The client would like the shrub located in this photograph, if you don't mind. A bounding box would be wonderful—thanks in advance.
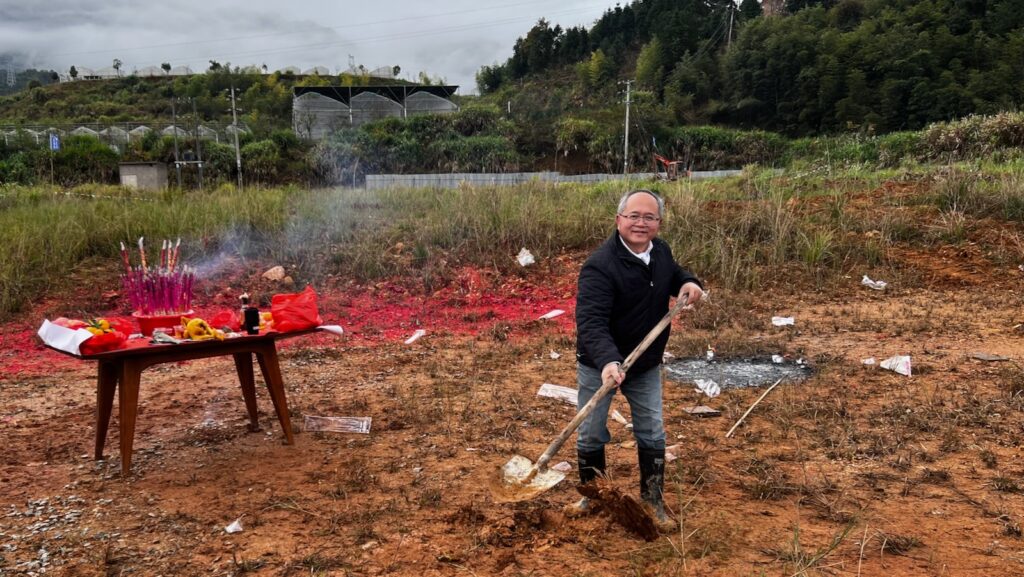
[878,131,922,167]
[240,139,280,184]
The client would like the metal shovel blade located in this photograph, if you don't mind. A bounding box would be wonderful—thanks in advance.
[489,455,566,503]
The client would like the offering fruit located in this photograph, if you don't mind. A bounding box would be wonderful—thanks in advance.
[86,318,113,336]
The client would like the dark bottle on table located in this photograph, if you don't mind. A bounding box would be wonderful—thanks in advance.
[240,293,260,335]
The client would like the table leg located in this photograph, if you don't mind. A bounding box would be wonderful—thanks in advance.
[233,352,261,432]
[95,361,119,460]
[117,359,142,476]
[255,345,294,445]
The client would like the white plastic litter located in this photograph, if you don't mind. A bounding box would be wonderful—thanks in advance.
[772,354,784,364]
[538,309,565,320]
[665,444,679,462]
[771,316,795,326]
[404,329,426,344]
[316,325,345,336]
[225,517,244,534]
[862,357,876,365]
[549,350,561,359]
[880,355,912,376]
[552,461,572,473]
[861,275,888,291]
[706,346,715,361]
[537,383,577,406]
[516,248,535,267]
[694,378,721,399]
[303,415,372,434]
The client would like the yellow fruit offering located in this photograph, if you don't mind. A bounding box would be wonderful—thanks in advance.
[86,319,113,335]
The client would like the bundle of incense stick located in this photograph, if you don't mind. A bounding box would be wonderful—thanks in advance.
[120,238,193,315]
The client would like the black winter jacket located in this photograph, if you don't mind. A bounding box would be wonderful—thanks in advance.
[576,231,702,374]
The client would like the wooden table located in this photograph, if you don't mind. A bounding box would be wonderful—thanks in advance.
[47,330,314,475]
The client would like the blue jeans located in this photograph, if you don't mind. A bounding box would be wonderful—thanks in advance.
[576,363,665,453]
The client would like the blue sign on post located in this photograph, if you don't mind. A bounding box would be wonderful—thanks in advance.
[49,134,60,151]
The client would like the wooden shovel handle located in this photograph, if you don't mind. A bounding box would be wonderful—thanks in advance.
[533,296,691,472]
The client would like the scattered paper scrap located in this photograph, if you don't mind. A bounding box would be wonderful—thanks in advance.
[694,378,721,399]
[683,406,722,418]
[880,355,912,376]
[225,517,244,534]
[970,352,1010,362]
[771,316,795,326]
[772,354,784,364]
[610,409,629,425]
[861,275,888,291]
[316,325,344,336]
[538,309,565,320]
[404,329,426,344]
[549,350,561,359]
[665,444,679,462]
[537,383,578,406]
[303,415,372,434]
[862,357,876,365]
[552,461,572,473]
[516,248,535,267]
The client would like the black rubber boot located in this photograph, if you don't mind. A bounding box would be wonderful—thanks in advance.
[564,448,605,517]
[638,447,676,533]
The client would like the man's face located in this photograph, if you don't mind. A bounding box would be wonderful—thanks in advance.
[616,193,661,253]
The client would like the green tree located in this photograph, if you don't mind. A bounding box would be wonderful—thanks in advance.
[739,0,762,20]
[161,62,171,75]
[635,37,665,91]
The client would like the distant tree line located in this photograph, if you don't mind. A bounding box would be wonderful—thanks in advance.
[478,0,1024,136]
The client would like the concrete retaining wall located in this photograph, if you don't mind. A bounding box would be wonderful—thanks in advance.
[365,170,744,190]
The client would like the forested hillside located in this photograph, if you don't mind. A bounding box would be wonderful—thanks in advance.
[477,0,1024,136]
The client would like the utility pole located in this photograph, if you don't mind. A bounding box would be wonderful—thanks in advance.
[623,79,632,177]
[229,85,243,191]
[170,98,182,188]
[192,98,204,192]
[727,2,735,47]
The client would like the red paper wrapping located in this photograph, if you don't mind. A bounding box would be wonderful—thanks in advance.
[271,286,323,332]
[209,309,242,332]
[80,331,128,355]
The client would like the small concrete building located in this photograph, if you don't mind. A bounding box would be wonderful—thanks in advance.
[119,162,168,191]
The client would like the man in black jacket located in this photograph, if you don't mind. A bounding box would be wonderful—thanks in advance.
[569,189,703,532]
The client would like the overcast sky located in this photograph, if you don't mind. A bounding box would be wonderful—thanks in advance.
[0,0,613,93]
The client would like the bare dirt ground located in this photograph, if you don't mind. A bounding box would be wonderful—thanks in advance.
[4,184,1024,576]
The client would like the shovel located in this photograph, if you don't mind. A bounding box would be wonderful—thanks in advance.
[491,296,693,503]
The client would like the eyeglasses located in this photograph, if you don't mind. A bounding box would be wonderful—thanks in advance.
[618,213,661,223]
